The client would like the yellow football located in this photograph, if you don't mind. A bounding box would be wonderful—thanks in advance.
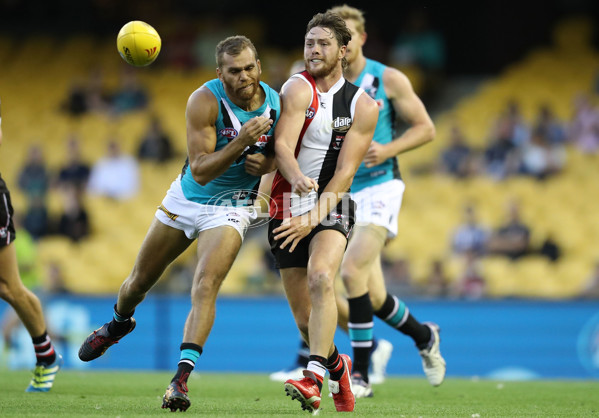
[117,21,161,67]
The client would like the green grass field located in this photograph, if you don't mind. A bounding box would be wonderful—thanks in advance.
[1,370,598,417]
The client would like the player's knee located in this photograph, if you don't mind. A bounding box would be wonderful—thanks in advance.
[340,265,367,296]
[340,264,357,286]
[126,264,162,294]
[191,272,224,301]
[122,273,153,296]
[307,270,334,294]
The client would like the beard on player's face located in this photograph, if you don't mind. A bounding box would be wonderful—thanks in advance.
[305,53,339,78]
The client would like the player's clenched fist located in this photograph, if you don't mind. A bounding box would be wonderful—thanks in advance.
[238,116,272,147]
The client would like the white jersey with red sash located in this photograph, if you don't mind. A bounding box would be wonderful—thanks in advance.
[270,71,364,219]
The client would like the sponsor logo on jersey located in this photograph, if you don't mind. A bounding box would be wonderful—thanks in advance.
[376,98,385,109]
[333,135,344,150]
[306,106,316,119]
[332,117,352,132]
[255,134,270,147]
[219,127,238,139]
[330,210,350,232]
[226,211,241,224]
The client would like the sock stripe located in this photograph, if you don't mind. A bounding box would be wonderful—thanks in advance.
[348,321,374,329]
[180,348,201,363]
[384,295,400,321]
[33,336,51,348]
[348,327,373,342]
[307,360,327,379]
[351,341,373,348]
[178,359,195,368]
[385,295,408,327]
[397,306,410,327]
[37,347,55,357]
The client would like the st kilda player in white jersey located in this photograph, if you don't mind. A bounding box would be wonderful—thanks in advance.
[267,11,379,414]
[270,69,366,244]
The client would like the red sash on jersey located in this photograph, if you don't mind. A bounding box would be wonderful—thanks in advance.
[270,71,319,219]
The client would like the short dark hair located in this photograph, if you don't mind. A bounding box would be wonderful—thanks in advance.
[215,35,259,68]
[306,11,352,48]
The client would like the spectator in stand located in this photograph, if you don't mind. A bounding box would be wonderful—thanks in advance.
[503,100,529,147]
[520,127,566,180]
[137,116,174,163]
[18,144,49,199]
[87,139,139,200]
[56,184,90,243]
[568,93,599,154]
[451,204,489,257]
[438,122,476,178]
[57,135,90,195]
[487,199,531,260]
[111,68,149,115]
[534,104,567,146]
[579,261,599,299]
[44,262,70,295]
[85,69,112,114]
[22,196,50,240]
[454,251,486,299]
[62,79,89,117]
[483,116,520,180]
[422,259,451,298]
[538,234,561,262]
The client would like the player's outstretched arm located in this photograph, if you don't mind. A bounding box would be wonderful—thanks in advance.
[364,68,435,168]
[186,87,272,185]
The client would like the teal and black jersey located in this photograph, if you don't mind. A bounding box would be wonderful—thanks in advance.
[351,59,401,193]
[180,79,280,205]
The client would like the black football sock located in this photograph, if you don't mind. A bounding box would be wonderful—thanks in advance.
[375,293,431,347]
[348,292,373,382]
[326,347,346,382]
[172,343,203,384]
[108,304,134,335]
[32,331,57,365]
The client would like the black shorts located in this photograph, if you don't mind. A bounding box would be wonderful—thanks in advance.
[0,190,16,247]
[268,196,356,269]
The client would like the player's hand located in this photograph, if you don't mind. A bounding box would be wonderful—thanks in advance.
[364,142,389,168]
[291,174,318,195]
[245,153,275,176]
[237,116,273,147]
[273,214,317,252]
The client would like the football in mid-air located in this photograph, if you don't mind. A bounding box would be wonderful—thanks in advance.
[117,21,161,67]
